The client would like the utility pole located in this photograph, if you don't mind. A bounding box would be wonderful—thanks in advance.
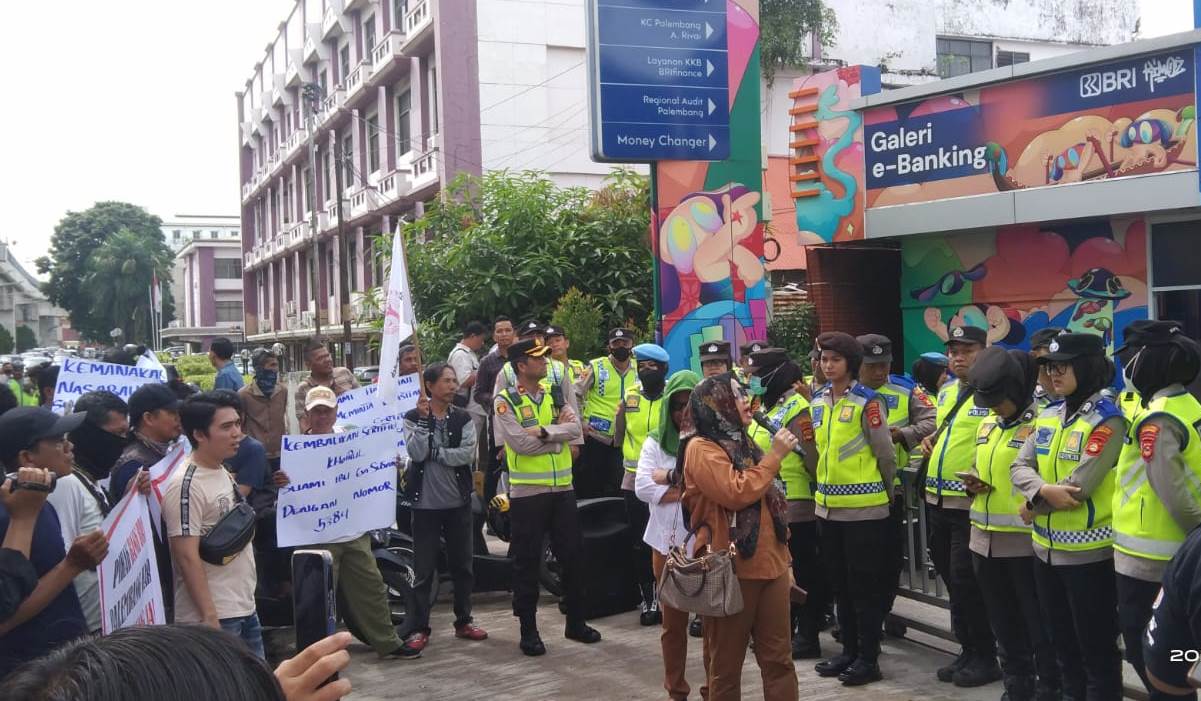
[301,83,324,342]
[334,139,353,365]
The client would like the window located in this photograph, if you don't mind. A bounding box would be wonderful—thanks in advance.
[318,68,328,97]
[364,15,376,57]
[1151,221,1201,341]
[996,50,1030,67]
[209,231,217,239]
[366,111,380,173]
[341,132,354,188]
[393,0,407,28]
[428,65,439,136]
[396,89,411,155]
[348,237,358,289]
[321,150,333,201]
[215,301,244,323]
[303,167,314,212]
[936,38,992,78]
[173,229,181,240]
[215,259,242,279]
[339,44,351,82]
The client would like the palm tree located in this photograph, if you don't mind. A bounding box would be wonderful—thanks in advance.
[83,228,173,344]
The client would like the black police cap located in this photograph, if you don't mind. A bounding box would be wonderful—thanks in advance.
[1040,332,1105,362]
[1029,327,1063,351]
[1115,320,1185,354]
[748,347,789,374]
[946,325,987,346]
[856,333,893,363]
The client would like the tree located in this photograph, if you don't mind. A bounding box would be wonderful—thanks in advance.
[759,0,838,88]
[81,228,175,344]
[0,325,13,354]
[14,326,36,353]
[370,168,652,358]
[36,202,172,342]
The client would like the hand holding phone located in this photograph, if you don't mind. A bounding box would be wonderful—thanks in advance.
[956,471,992,494]
[292,549,337,686]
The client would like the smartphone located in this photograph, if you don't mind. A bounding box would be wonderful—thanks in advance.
[292,549,337,681]
[955,471,989,487]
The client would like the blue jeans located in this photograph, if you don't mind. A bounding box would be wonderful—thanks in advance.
[220,612,265,659]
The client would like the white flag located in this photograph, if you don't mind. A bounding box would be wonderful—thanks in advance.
[136,350,168,378]
[376,223,416,406]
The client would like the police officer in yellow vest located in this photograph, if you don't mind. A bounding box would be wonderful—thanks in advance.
[492,337,600,656]
[545,325,587,386]
[1111,320,1201,701]
[612,343,670,627]
[1011,332,1126,700]
[737,341,765,384]
[855,334,936,639]
[920,324,1001,686]
[493,320,580,438]
[698,340,733,379]
[962,347,1060,701]
[1029,327,1063,411]
[810,332,897,686]
[576,328,638,499]
[745,347,826,660]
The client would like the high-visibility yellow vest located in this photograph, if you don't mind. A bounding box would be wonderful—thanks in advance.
[1030,397,1123,552]
[927,379,990,500]
[812,383,889,510]
[621,387,663,473]
[1113,391,1201,561]
[749,390,814,501]
[1117,389,1143,425]
[498,388,571,488]
[876,375,922,484]
[970,408,1037,534]
[583,356,636,438]
[566,359,586,385]
[9,379,36,407]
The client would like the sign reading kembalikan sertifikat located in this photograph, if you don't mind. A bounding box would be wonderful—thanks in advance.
[587,0,730,161]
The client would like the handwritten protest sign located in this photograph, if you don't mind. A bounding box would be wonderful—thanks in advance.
[335,373,420,432]
[98,490,164,634]
[140,442,189,536]
[52,358,165,415]
[275,420,402,547]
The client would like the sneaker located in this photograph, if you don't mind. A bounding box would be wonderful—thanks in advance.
[390,631,428,660]
[838,658,883,686]
[815,653,856,678]
[937,649,971,683]
[952,654,1002,688]
[565,622,602,644]
[454,622,488,641]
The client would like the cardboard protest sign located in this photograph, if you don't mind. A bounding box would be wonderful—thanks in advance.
[140,442,189,536]
[275,420,401,547]
[52,358,165,414]
[98,491,164,634]
[335,373,420,433]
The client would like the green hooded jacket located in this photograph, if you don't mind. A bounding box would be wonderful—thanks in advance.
[650,370,700,457]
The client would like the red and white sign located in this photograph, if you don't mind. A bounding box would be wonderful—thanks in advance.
[98,490,164,634]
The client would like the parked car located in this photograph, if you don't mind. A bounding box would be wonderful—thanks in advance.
[354,366,380,384]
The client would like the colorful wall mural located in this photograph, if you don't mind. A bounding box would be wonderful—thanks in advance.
[655,0,765,374]
[866,49,1196,208]
[900,217,1149,366]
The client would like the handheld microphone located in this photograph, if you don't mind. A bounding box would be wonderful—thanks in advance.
[752,411,805,458]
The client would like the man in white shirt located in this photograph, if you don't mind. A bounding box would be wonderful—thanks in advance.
[447,322,486,436]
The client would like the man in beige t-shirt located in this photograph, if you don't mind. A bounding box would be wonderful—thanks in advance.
[163,391,261,658]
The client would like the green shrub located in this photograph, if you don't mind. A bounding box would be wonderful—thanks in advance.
[191,374,216,391]
[175,354,212,376]
[550,288,605,361]
[767,303,818,373]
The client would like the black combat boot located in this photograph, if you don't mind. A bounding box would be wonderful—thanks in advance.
[519,616,546,657]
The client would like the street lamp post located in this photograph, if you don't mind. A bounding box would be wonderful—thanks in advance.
[301,83,324,345]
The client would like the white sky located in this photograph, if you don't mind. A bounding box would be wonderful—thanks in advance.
[0,0,1192,275]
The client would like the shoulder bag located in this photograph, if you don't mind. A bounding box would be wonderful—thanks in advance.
[657,518,743,618]
[181,465,257,566]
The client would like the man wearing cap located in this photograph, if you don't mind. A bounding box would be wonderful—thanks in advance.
[0,408,108,676]
[810,332,897,685]
[493,338,598,656]
[495,321,575,408]
[1029,327,1063,410]
[275,387,414,659]
[919,324,1000,686]
[576,328,638,499]
[1111,320,1201,701]
[744,347,825,659]
[545,325,587,386]
[698,340,733,379]
[613,343,670,626]
[855,333,935,639]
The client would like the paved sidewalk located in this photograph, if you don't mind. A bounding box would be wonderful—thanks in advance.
[343,592,1000,700]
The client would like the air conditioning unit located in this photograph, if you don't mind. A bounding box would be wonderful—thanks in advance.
[285,300,296,316]
[300,311,315,328]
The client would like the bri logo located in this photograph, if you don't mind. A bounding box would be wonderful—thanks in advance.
[1079,67,1136,98]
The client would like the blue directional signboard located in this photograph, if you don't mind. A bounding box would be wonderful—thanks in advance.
[587,0,730,162]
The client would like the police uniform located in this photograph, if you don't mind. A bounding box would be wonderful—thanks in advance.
[738,341,766,382]
[1111,320,1201,701]
[543,325,587,387]
[745,347,826,658]
[1010,333,1126,700]
[924,325,999,682]
[576,328,638,499]
[963,347,1059,701]
[810,331,897,685]
[698,340,733,378]
[855,334,936,635]
[492,338,598,655]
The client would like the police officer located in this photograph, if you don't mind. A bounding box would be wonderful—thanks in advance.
[1011,332,1126,700]
[810,332,897,686]
[492,338,600,656]
[1112,320,1201,701]
[920,325,1000,686]
[576,328,638,499]
[698,341,733,379]
[738,341,766,382]
[613,343,670,626]
[962,347,1060,701]
[745,347,825,659]
[545,325,587,386]
[1030,327,1063,410]
[855,334,935,638]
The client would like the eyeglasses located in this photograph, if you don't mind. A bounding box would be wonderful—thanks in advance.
[669,399,689,413]
[1044,361,1071,377]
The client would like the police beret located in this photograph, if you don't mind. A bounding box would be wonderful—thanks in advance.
[856,333,893,364]
[816,332,861,362]
[633,343,669,363]
[748,347,789,374]
[947,325,987,346]
[699,340,732,361]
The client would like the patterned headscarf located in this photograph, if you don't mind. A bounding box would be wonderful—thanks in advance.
[682,374,787,558]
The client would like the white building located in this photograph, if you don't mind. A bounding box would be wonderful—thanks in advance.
[161,214,241,252]
[0,243,70,347]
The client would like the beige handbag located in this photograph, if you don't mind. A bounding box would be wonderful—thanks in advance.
[657,520,743,618]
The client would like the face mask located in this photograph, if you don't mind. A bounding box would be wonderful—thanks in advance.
[638,368,667,396]
[747,376,766,396]
[611,347,632,362]
[72,423,129,480]
[1121,349,1143,394]
[256,369,279,395]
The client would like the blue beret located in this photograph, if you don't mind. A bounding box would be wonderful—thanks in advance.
[919,352,949,366]
[633,343,669,363]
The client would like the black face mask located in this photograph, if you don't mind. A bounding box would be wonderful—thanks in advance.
[638,368,667,397]
[69,422,129,481]
[611,347,632,362]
